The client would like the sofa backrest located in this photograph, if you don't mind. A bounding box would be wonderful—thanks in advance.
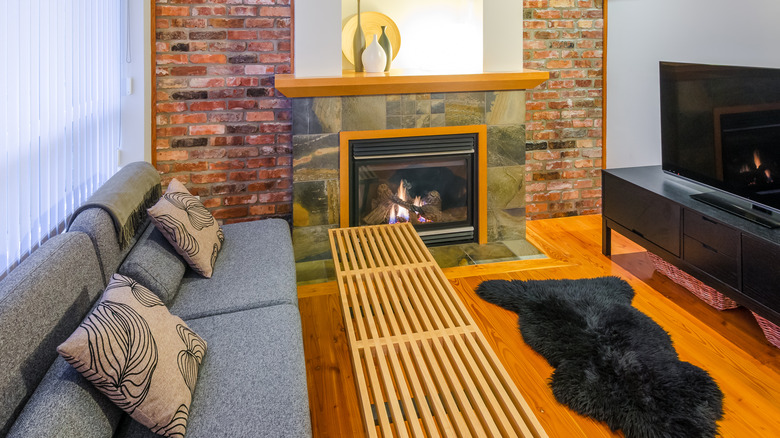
[0,232,105,435]
[68,161,162,286]
[69,208,147,286]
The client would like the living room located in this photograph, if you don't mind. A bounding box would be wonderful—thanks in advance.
[2,0,780,437]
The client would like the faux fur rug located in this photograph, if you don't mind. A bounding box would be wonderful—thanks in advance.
[476,277,723,438]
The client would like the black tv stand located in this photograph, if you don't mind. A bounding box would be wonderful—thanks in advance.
[691,192,780,229]
[602,166,780,327]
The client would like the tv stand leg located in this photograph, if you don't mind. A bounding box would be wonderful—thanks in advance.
[602,218,612,256]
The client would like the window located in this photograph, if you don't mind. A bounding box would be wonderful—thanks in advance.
[1,0,123,278]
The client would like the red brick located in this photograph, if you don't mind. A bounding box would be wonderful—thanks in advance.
[226,147,259,158]
[172,162,209,172]
[229,6,258,16]
[209,18,245,28]
[170,66,207,76]
[157,102,188,113]
[190,54,227,64]
[212,206,248,219]
[227,30,258,40]
[224,195,258,206]
[246,111,274,122]
[210,160,246,170]
[246,18,275,28]
[259,6,290,17]
[202,198,222,209]
[191,173,227,184]
[157,150,188,161]
[157,54,189,65]
[190,101,227,111]
[249,204,275,216]
[188,78,226,88]
[157,126,187,137]
[189,124,225,135]
[171,113,207,125]
[157,6,189,16]
[192,6,226,16]
[209,42,248,52]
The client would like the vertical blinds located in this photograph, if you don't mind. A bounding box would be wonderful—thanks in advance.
[1,0,122,278]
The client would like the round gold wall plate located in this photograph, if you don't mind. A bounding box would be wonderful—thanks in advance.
[342,12,401,66]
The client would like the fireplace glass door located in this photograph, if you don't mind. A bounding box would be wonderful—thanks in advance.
[349,134,477,245]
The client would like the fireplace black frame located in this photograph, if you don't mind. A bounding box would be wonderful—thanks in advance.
[348,133,479,246]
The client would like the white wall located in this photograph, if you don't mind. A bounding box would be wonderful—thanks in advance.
[295,0,343,77]
[120,0,152,166]
[606,0,780,168]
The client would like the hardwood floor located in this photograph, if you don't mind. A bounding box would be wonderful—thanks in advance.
[298,215,780,437]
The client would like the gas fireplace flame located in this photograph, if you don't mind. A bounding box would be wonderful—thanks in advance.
[387,179,430,225]
[740,149,775,184]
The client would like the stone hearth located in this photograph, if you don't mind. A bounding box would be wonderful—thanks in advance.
[291,90,529,270]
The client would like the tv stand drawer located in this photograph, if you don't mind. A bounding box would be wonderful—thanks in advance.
[683,209,739,258]
[683,236,738,288]
[603,173,680,256]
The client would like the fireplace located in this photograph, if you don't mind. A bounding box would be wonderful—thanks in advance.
[348,133,478,245]
[291,92,528,266]
[340,125,487,246]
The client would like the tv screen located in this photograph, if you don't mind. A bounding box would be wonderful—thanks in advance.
[660,61,780,215]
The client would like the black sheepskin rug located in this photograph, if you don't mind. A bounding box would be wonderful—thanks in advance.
[476,277,723,438]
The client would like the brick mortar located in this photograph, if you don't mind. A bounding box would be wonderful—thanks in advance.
[523,0,604,219]
[154,0,293,224]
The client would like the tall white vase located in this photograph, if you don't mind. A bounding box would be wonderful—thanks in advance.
[361,35,387,73]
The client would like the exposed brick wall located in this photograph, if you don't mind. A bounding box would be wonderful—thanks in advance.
[153,1,604,223]
[523,0,604,219]
[154,1,293,223]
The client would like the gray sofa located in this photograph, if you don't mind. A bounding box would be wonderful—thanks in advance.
[0,163,311,437]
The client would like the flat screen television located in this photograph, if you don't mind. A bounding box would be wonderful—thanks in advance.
[660,61,780,227]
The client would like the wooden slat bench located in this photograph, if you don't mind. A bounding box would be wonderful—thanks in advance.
[328,223,548,438]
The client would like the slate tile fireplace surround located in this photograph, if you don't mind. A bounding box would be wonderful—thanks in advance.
[291,90,529,266]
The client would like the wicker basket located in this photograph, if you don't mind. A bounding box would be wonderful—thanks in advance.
[647,252,740,311]
[752,312,780,349]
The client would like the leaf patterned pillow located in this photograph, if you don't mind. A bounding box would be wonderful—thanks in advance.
[148,179,224,278]
[58,274,207,437]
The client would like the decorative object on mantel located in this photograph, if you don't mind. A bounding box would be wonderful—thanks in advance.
[351,0,365,72]
[477,277,724,438]
[361,34,387,73]
[378,25,392,72]
[342,11,400,69]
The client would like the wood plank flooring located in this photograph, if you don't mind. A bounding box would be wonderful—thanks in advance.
[298,215,780,437]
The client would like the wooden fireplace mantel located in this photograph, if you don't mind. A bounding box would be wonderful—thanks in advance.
[275,69,549,98]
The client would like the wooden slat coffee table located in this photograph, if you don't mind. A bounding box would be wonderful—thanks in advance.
[328,223,548,438]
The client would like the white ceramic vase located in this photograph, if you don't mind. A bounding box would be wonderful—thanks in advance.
[361,35,387,73]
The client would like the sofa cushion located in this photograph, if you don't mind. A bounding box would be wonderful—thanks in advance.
[58,274,207,437]
[168,219,297,320]
[6,356,123,438]
[118,223,187,305]
[115,304,311,438]
[148,179,224,278]
[0,232,105,436]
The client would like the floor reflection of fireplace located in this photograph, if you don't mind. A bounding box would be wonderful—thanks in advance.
[347,132,481,246]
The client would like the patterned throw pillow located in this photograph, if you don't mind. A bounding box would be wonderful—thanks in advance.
[148,179,224,278]
[58,274,207,437]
